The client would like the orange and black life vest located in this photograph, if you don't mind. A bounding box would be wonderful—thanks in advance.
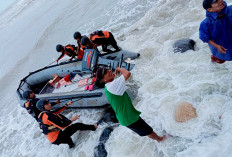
[38,106,72,143]
[38,111,60,135]
[89,30,110,42]
[24,98,40,120]
[57,45,77,61]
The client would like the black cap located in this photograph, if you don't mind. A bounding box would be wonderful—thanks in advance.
[203,0,216,10]
[36,99,49,111]
[81,35,90,46]
[73,32,81,39]
[96,68,107,81]
[56,44,64,52]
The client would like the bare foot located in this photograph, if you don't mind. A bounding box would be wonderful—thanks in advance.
[158,135,167,142]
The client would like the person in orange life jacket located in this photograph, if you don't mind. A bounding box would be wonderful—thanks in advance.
[89,30,121,53]
[81,31,121,53]
[56,44,84,62]
[80,35,97,50]
[23,90,60,121]
[73,31,84,50]
[36,99,98,148]
[96,67,166,142]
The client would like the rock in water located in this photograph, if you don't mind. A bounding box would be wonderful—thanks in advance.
[175,102,197,122]
[173,38,195,53]
[94,127,114,157]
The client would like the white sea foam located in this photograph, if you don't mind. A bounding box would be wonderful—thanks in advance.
[1,0,232,156]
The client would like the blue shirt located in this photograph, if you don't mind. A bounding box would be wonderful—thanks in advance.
[199,2,232,61]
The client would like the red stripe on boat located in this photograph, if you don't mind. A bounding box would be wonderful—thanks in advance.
[87,51,92,68]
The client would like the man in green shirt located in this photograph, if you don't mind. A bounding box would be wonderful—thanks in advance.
[96,67,165,142]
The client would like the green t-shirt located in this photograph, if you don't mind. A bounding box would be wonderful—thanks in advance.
[104,75,141,126]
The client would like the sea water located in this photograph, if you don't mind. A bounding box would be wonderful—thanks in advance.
[0,0,232,156]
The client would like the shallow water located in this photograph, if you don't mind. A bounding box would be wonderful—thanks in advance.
[1,0,232,156]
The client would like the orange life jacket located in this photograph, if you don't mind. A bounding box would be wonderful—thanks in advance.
[89,31,110,42]
[39,106,71,143]
[77,49,84,59]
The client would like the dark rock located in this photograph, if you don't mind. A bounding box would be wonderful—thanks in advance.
[173,38,196,53]
[97,106,118,125]
[94,127,114,157]
[94,107,119,157]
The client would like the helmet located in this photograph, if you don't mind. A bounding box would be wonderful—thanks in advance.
[56,44,64,52]
[81,35,90,46]
[36,99,49,111]
[22,90,32,99]
[73,32,81,39]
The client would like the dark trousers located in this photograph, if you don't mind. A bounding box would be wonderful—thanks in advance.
[53,123,96,148]
[102,32,120,52]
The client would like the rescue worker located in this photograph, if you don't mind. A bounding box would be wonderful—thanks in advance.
[36,99,98,148]
[23,90,60,121]
[22,90,40,121]
[73,31,83,49]
[81,30,121,53]
[80,35,96,50]
[56,44,84,62]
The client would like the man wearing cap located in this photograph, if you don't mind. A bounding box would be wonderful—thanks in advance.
[22,90,60,121]
[199,0,232,63]
[96,67,165,142]
[36,99,98,148]
[22,90,41,121]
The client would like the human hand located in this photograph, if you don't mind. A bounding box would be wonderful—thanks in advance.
[115,67,122,75]
[71,115,80,122]
[67,101,73,106]
[216,45,227,54]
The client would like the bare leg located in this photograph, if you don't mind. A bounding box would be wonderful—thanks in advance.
[148,131,166,142]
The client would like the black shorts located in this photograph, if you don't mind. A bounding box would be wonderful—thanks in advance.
[127,117,153,136]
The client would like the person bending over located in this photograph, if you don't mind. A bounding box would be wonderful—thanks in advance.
[81,30,121,53]
[96,67,165,142]
[56,44,84,62]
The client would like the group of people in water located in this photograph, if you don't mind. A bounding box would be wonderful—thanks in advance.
[21,0,232,150]
[55,30,121,62]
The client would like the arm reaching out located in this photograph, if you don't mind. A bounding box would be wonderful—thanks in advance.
[71,115,80,122]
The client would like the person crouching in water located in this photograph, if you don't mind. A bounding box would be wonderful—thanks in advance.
[96,67,165,142]
[36,99,98,148]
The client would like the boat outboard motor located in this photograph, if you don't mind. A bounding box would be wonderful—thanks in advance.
[82,49,100,71]
[173,38,195,53]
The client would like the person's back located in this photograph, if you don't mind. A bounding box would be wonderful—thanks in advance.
[88,30,120,53]
[199,0,232,63]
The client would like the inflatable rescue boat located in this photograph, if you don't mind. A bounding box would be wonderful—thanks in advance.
[16,49,140,108]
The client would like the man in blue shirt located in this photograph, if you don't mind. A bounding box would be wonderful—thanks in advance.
[199,0,232,63]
